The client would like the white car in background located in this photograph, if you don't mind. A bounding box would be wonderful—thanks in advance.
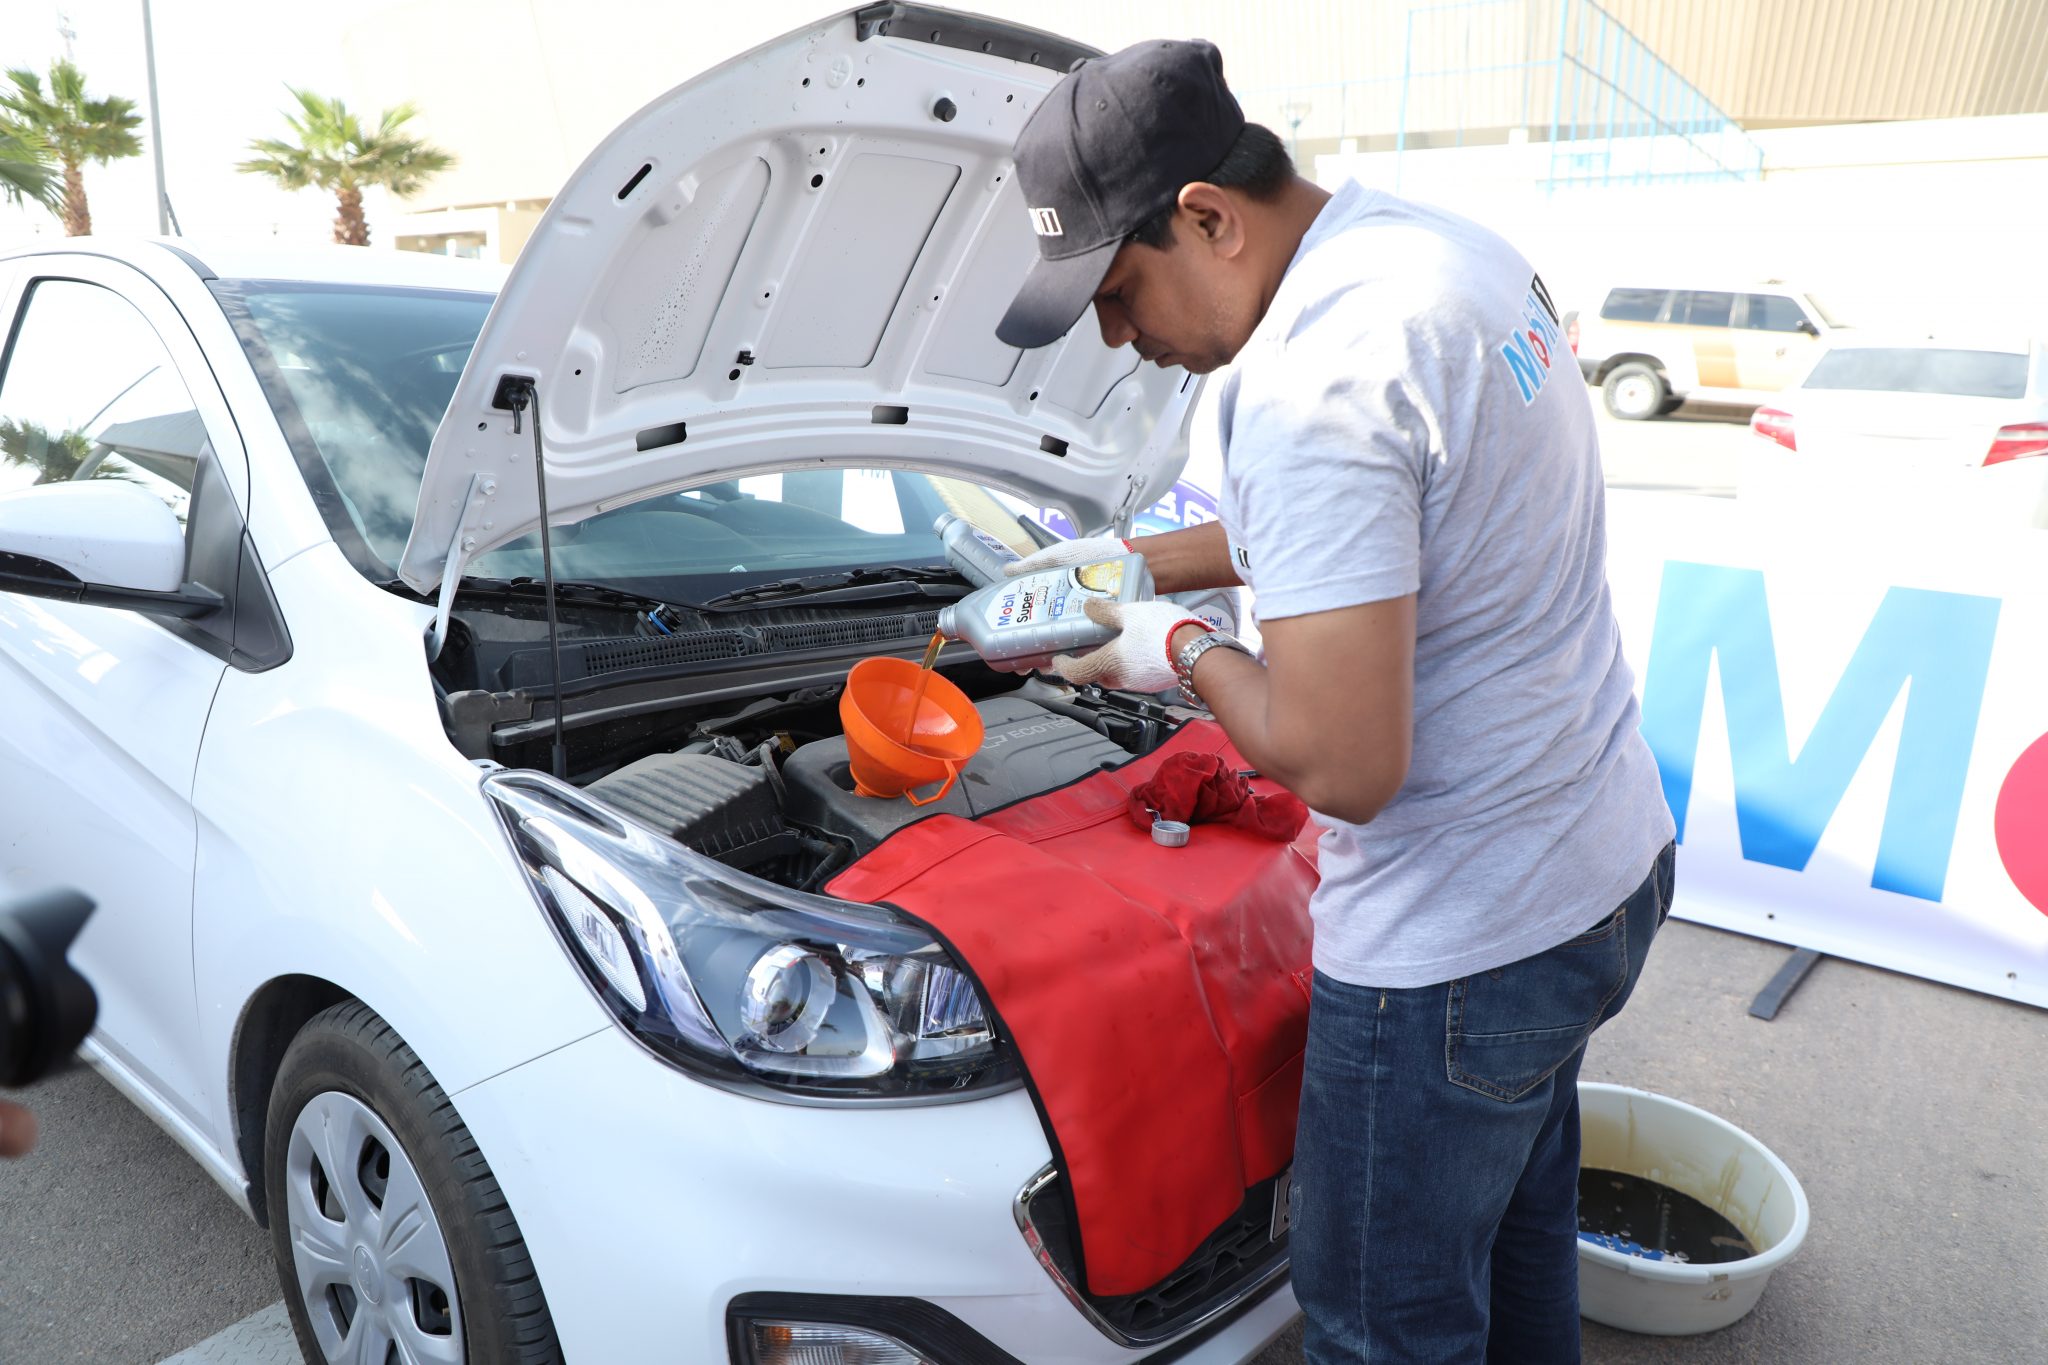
[1748,335,2048,466]
[0,8,1304,1364]
[1745,335,2048,528]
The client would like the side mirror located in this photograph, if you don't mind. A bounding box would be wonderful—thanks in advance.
[0,480,221,618]
[1794,319,1820,338]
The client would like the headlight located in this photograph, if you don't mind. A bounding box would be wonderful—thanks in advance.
[484,769,1015,1101]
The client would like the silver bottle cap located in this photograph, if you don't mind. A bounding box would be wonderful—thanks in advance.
[1151,819,1191,847]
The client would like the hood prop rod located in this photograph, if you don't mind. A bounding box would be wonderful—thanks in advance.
[497,375,569,780]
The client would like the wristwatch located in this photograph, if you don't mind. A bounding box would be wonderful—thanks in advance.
[1173,628,1251,709]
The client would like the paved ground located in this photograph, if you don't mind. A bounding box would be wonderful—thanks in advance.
[0,1062,277,1362]
[1592,397,1755,497]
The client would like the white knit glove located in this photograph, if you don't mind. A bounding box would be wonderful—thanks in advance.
[1002,534,1132,578]
[1050,598,1208,693]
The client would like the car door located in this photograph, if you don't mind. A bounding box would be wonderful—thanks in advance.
[1585,287,1670,369]
[1679,289,1740,390]
[1732,292,1823,393]
[0,258,253,1127]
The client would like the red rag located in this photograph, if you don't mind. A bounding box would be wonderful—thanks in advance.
[1127,751,1309,842]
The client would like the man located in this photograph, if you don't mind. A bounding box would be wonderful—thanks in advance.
[992,39,1677,1364]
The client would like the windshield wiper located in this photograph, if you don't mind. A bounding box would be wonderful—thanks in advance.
[377,574,684,617]
[694,565,970,612]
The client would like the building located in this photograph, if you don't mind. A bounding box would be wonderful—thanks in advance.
[390,198,550,263]
[353,0,2048,328]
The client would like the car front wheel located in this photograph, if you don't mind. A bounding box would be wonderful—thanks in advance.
[265,1002,563,1364]
[1602,361,1668,420]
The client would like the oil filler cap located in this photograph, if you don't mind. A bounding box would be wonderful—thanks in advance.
[1151,819,1190,848]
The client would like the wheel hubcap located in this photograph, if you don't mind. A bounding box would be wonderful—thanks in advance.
[351,1246,382,1305]
[1617,375,1655,415]
[284,1091,464,1365]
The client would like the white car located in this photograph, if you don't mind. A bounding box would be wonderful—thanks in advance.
[0,10,1305,1364]
[1748,334,2048,466]
[1740,335,2048,529]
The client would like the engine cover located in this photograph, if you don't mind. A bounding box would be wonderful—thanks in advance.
[783,695,1126,853]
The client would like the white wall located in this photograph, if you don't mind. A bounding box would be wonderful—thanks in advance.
[1317,113,2048,334]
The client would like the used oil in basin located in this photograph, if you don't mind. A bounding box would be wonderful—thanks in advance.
[1577,1082,1809,1335]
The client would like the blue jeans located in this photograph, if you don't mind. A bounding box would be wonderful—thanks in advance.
[1291,844,1675,1364]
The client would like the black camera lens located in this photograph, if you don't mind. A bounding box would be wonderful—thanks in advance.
[0,890,99,1088]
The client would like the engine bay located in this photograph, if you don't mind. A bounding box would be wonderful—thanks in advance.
[428,580,1191,890]
[538,672,1179,893]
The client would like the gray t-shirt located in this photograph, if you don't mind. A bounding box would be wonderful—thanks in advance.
[1196,181,1674,988]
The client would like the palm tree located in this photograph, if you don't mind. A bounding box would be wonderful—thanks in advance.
[238,90,454,247]
[0,120,58,212]
[0,60,143,236]
[0,418,94,484]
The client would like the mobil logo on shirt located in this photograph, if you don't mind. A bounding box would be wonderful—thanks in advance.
[1638,561,2046,915]
[1499,274,1563,406]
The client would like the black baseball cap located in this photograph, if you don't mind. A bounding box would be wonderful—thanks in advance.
[995,39,1245,350]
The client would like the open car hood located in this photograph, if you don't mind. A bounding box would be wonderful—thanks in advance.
[396,4,1200,600]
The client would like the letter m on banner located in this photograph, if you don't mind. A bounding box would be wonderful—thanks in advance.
[1640,563,2001,902]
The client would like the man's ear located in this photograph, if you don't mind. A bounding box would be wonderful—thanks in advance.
[1175,182,1245,259]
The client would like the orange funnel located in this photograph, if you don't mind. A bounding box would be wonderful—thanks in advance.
[840,657,985,806]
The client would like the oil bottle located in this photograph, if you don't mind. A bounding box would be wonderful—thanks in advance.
[934,513,1023,586]
[935,512,1242,636]
[936,552,1156,674]
[932,512,1247,676]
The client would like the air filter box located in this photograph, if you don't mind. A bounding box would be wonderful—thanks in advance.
[588,751,780,861]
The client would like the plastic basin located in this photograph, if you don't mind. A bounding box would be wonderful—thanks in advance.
[1577,1082,1810,1336]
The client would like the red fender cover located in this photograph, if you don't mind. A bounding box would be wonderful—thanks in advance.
[827,721,1318,1296]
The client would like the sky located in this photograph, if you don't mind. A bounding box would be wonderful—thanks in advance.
[0,1,1274,252]
[0,1,393,247]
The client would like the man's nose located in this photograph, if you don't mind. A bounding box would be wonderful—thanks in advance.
[1093,300,1137,350]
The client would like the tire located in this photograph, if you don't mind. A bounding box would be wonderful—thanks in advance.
[1602,361,1668,421]
[265,1001,563,1365]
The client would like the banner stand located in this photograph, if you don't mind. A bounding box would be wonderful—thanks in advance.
[1746,947,1826,1021]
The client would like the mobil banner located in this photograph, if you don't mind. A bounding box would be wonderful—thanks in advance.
[1605,488,2048,1008]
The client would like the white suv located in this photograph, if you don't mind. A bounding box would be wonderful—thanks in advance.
[0,9,1305,1363]
[1573,283,1844,419]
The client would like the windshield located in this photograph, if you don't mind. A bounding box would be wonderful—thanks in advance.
[1802,347,2029,399]
[1801,293,1848,330]
[214,280,1038,598]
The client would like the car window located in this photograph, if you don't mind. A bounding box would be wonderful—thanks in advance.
[1682,291,1735,328]
[467,465,962,590]
[1801,348,2029,399]
[1600,288,1667,322]
[0,279,207,532]
[1803,293,1848,329]
[1743,294,1810,333]
[217,282,491,568]
[214,280,1044,597]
